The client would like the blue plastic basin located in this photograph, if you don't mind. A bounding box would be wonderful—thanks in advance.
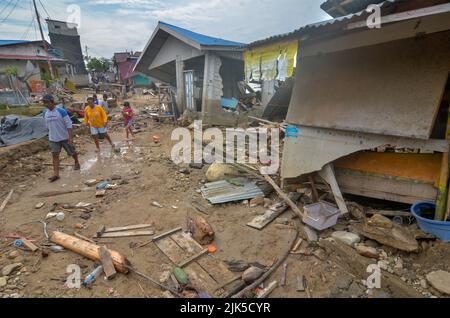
[411,202,450,242]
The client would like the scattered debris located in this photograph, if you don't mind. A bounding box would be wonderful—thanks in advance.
[187,215,215,245]
[99,246,117,280]
[0,189,14,213]
[35,202,45,209]
[256,281,278,298]
[242,266,265,284]
[331,231,361,247]
[201,178,266,204]
[152,201,163,208]
[426,270,450,295]
[355,244,379,259]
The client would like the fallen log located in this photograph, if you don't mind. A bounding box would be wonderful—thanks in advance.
[49,231,131,273]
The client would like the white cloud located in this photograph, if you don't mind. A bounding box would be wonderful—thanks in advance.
[1,0,330,57]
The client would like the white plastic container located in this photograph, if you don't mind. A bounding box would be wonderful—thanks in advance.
[303,202,341,231]
[56,212,65,222]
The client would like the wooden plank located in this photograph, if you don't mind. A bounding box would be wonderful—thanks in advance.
[96,225,106,238]
[100,230,154,238]
[183,261,219,295]
[280,263,287,287]
[152,227,182,242]
[74,232,96,244]
[247,206,288,230]
[20,237,38,252]
[178,249,208,268]
[197,256,236,286]
[319,164,348,214]
[99,246,117,280]
[155,237,186,265]
[105,224,153,233]
[0,190,14,213]
[35,190,81,198]
[171,231,204,255]
[256,281,278,298]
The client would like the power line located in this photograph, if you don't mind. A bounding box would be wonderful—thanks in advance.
[38,0,51,19]
[0,0,13,18]
[20,15,35,40]
[0,0,19,25]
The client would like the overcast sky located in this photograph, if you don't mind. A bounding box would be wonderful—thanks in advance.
[0,0,331,57]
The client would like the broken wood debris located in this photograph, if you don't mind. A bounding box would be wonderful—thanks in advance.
[0,190,14,213]
[36,190,82,198]
[99,245,117,280]
[49,231,131,273]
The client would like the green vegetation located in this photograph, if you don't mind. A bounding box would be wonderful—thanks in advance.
[87,57,112,72]
[0,66,18,76]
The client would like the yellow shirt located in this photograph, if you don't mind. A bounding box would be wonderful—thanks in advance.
[84,105,107,128]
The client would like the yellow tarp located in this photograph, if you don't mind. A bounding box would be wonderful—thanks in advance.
[244,40,298,82]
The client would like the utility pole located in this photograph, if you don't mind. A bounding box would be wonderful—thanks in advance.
[85,45,89,61]
[33,0,54,79]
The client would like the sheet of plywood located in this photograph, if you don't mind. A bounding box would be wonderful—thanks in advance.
[170,231,203,256]
[183,262,219,295]
[287,31,450,139]
[155,237,186,265]
[197,256,236,286]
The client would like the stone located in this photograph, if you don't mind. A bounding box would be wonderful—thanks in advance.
[84,179,98,187]
[0,277,6,288]
[9,293,20,298]
[378,260,389,271]
[364,239,380,248]
[367,214,393,229]
[313,248,327,261]
[7,251,19,259]
[206,163,240,182]
[35,202,45,209]
[1,263,23,277]
[33,289,43,296]
[355,244,379,259]
[420,279,428,289]
[242,267,265,284]
[331,231,360,246]
[426,270,450,295]
[249,197,265,207]
[335,273,353,290]
[347,281,365,298]
[368,289,391,298]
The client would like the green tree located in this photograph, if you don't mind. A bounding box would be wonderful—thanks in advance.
[87,57,111,72]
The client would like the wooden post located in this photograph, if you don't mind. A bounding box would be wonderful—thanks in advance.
[318,164,349,214]
[176,56,185,114]
[436,103,450,221]
[50,231,130,273]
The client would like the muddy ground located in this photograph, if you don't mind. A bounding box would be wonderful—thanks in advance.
[1,103,450,299]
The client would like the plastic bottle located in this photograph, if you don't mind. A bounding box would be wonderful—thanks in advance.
[82,265,103,287]
[96,181,110,190]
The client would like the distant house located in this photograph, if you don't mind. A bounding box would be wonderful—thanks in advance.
[46,19,89,86]
[134,21,246,125]
[113,51,141,84]
[0,40,76,84]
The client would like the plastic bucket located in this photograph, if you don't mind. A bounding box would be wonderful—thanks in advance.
[303,202,341,231]
[411,202,450,242]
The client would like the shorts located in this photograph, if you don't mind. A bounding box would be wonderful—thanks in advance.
[49,140,77,156]
[125,120,134,127]
[90,127,107,139]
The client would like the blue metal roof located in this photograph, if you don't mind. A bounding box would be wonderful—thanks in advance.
[0,40,32,47]
[159,21,245,47]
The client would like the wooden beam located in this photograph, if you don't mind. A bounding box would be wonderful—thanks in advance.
[99,246,117,280]
[0,190,14,213]
[50,231,131,274]
[99,230,154,238]
[104,224,153,233]
[318,164,349,214]
[178,249,208,268]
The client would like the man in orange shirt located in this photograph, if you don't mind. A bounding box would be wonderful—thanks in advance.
[84,97,115,152]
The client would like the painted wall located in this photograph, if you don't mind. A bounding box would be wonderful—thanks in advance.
[244,39,298,82]
[150,36,203,70]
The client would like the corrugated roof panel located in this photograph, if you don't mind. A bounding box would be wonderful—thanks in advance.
[160,21,245,47]
[0,40,32,47]
[201,178,265,204]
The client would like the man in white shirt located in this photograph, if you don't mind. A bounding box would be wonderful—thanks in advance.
[42,94,81,182]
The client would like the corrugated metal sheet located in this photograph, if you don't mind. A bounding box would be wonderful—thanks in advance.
[321,0,386,18]
[159,21,245,47]
[201,178,265,204]
[0,40,32,47]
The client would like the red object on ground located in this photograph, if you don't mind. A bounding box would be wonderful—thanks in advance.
[207,245,217,254]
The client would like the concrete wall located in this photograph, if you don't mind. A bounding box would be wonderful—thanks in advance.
[150,36,203,70]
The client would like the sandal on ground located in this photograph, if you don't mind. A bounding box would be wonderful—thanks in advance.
[48,176,60,183]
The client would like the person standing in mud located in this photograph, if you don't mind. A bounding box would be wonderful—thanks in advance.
[122,101,135,140]
[84,97,115,152]
[42,94,80,183]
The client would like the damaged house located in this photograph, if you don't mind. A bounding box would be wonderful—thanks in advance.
[134,21,246,126]
[277,0,450,219]
[244,35,298,122]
